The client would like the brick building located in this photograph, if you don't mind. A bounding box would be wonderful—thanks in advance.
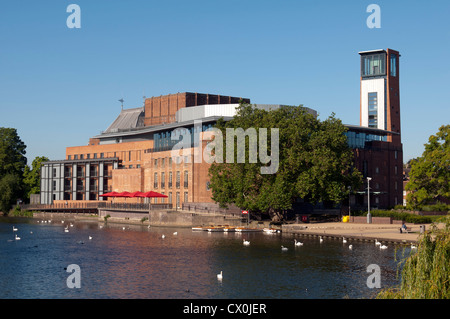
[40,49,403,211]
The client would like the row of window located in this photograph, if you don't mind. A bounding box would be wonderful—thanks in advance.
[153,171,189,189]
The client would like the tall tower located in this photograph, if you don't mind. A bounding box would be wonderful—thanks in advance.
[359,49,401,145]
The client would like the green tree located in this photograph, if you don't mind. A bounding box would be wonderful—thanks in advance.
[406,125,449,209]
[0,173,23,215]
[0,127,27,214]
[377,216,450,299]
[23,156,49,199]
[208,103,362,220]
[0,127,27,178]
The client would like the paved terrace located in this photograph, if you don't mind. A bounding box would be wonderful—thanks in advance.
[282,222,433,244]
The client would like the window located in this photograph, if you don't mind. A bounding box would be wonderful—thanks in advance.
[390,54,397,77]
[176,192,180,208]
[168,192,172,204]
[161,172,165,189]
[368,92,378,128]
[53,180,57,191]
[169,171,173,188]
[176,171,180,189]
[184,192,188,203]
[53,168,57,178]
[184,171,188,188]
[361,53,386,77]
[154,173,158,188]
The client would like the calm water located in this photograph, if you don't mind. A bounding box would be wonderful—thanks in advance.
[0,217,410,299]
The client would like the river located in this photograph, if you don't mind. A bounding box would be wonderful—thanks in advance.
[0,217,409,299]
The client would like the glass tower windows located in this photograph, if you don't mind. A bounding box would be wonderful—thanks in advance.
[361,53,386,77]
[390,54,397,77]
[368,92,378,128]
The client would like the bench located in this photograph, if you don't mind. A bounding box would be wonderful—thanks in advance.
[400,227,412,234]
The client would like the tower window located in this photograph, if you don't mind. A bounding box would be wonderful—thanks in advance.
[361,53,386,77]
[368,92,378,128]
[390,54,397,77]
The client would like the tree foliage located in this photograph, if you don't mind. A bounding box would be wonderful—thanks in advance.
[377,216,450,299]
[23,156,49,198]
[406,125,449,209]
[0,127,27,214]
[208,103,362,220]
[0,127,27,177]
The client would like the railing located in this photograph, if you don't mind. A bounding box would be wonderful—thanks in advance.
[22,201,173,212]
[98,202,172,211]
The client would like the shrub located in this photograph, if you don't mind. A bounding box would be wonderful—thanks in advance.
[377,216,450,299]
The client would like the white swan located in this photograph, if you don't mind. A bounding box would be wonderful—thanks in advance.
[64,226,69,233]
[12,226,18,232]
[243,239,250,246]
[15,234,21,240]
[411,244,417,249]
[380,244,388,249]
[161,234,165,239]
[349,245,353,250]
[294,239,303,246]
[217,271,223,280]
[173,232,178,235]
[88,236,92,240]
[375,239,381,246]
[281,245,288,251]
[343,237,347,243]
[319,236,323,243]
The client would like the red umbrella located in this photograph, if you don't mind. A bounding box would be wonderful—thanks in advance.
[99,191,120,197]
[140,191,168,198]
[129,191,145,197]
[118,191,132,197]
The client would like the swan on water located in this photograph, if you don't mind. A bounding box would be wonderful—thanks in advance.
[349,245,353,250]
[343,237,347,243]
[294,239,303,246]
[89,236,92,240]
[217,271,223,280]
[281,245,288,251]
[162,234,166,239]
[13,226,18,232]
[375,239,381,246]
[411,244,417,249]
[243,239,250,246]
[380,245,388,249]
[319,236,323,243]
[15,234,21,240]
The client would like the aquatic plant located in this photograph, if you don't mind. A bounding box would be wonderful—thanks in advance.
[377,216,450,299]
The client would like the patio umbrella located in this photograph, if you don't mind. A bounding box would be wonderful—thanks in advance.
[99,191,120,197]
[140,191,168,198]
[129,191,145,197]
[118,191,132,197]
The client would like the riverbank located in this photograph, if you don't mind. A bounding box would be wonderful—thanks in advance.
[282,221,435,244]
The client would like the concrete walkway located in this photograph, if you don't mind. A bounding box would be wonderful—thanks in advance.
[283,222,431,244]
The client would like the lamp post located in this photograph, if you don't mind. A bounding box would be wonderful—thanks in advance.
[348,186,352,219]
[367,177,372,224]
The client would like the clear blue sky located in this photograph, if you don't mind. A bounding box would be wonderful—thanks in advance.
[1,0,449,164]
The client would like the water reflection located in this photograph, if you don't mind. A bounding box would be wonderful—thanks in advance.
[0,218,408,299]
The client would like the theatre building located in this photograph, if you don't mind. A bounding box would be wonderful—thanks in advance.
[40,49,403,211]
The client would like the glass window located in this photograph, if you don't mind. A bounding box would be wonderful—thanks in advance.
[390,54,397,77]
[361,53,386,77]
[368,92,378,128]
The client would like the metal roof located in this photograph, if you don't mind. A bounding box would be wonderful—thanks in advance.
[103,107,144,133]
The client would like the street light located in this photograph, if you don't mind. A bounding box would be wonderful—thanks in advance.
[367,177,372,224]
[347,186,352,219]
